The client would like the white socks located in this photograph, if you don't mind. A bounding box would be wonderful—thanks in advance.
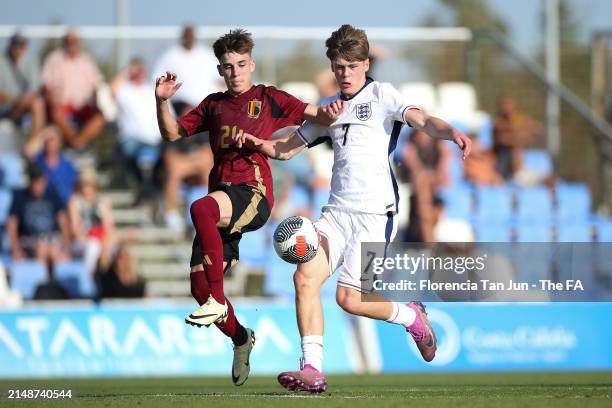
[386,302,417,328]
[301,335,323,372]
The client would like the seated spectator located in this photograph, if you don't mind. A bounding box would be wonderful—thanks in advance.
[6,165,70,275]
[162,135,212,232]
[0,32,46,136]
[464,136,504,186]
[23,125,78,205]
[110,58,161,197]
[68,167,116,276]
[96,242,145,298]
[41,30,105,150]
[403,129,451,242]
[493,96,543,179]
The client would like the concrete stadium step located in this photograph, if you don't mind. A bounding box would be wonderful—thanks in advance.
[129,243,192,261]
[117,226,185,243]
[139,262,186,279]
[104,190,137,208]
[146,280,190,297]
[113,207,153,226]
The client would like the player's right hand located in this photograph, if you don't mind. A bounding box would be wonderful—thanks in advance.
[155,71,182,101]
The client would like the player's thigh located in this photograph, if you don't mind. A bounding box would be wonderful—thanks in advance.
[337,212,397,291]
[313,208,349,275]
[218,185,270,236]
[207,190,233,229]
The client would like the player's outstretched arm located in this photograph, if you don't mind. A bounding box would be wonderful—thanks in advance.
[155,71,186,142]
[405,108,472,160]
[303,100,345,126]
[239,132,306,161]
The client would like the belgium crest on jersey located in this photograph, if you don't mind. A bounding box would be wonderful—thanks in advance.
[247,99,262,119]
[356,102,371,121]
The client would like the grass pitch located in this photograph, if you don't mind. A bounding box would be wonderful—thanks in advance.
[1,372,611,407]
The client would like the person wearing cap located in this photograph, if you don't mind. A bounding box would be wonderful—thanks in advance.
[6,164,70,271]
[0,32,46,136]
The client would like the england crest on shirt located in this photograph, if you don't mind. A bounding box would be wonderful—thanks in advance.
[356,102,371,121]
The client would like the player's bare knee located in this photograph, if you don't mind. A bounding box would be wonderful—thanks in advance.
[293,266,323,294]
[336,287,361,314]
[293,269,313,293]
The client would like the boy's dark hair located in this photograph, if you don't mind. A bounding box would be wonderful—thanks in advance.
[325,24,369,62]
[213,29,254,60]
[27,164,45,181]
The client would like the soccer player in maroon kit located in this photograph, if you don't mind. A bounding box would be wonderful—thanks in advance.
[155,29,339,386]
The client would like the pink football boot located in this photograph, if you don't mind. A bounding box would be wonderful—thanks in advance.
[277,358,327,393]
[406,301,437,362]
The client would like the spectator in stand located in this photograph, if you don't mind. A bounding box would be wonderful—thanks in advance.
[23,125,78,205]
[153,25,217,231]
[493,96,543,179]
[0,32,46,136]
[68,167,116,276]
[41,30,105,150]
[110,58,161,196]
[403,129,451,242]
[152,25,221,115]
[96,242,145,298]
[464,136,504,186]
[6,164,70,273]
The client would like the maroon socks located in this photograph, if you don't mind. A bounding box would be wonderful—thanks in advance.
[190,196,225,304]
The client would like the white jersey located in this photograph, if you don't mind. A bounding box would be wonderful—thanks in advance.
[297,79,417,215]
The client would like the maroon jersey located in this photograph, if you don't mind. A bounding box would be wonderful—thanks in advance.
[177,85,308,208]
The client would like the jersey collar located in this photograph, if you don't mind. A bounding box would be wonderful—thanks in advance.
[226,84,256,99]
[340,76,374,101]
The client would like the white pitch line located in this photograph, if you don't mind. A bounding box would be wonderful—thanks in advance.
[147,393,378,399]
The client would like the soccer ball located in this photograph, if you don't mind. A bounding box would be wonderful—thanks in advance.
[273,216,319,264]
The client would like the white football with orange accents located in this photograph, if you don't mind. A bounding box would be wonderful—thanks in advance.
[273,216,319,264]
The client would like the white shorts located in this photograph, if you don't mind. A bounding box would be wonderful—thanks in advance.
[314,206,398,292]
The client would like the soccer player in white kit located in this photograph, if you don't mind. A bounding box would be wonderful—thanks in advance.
[241,24,471,393]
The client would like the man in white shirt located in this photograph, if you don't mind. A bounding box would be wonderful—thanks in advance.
[152,25,218,230]
[110,58,161,194]
[241,24,471,393]
[152,25,220,116]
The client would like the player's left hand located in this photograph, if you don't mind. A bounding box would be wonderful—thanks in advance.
[453,131,472,160]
